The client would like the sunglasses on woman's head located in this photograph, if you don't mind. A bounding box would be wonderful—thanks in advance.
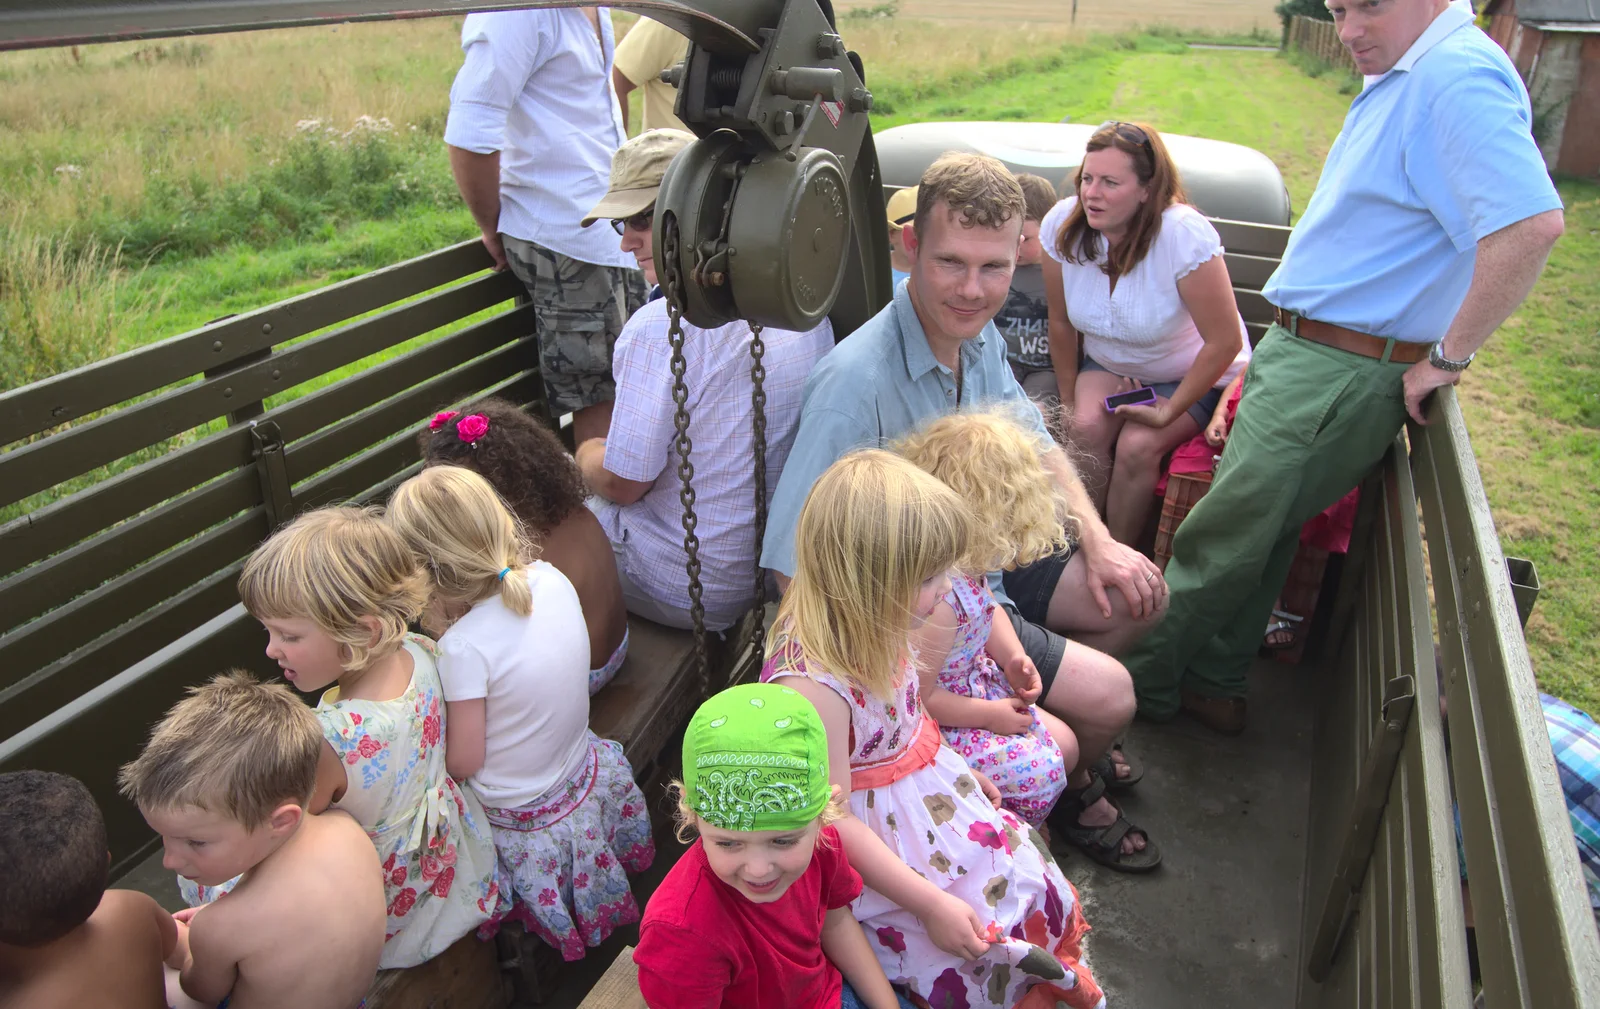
[610,208,655,236]
[1098,121,1154,157]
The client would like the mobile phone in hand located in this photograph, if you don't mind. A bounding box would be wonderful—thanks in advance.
[1104,386,1157,411]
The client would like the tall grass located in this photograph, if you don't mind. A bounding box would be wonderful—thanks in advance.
[0,17,1096,263]
[1280,43,1362,94]
[0,23,466,264]
[0,227,157,392]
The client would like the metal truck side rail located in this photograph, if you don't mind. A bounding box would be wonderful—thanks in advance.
[0,1,773,55]
[1300,387,1600,1008]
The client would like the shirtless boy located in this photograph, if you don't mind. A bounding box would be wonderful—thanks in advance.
[118,671,386,1009]
[0,770,176,1009]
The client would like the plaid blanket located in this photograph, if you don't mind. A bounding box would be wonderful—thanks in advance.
[1543,693,1600,913]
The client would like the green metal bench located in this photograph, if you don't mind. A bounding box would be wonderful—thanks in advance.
[0,238,756,1008]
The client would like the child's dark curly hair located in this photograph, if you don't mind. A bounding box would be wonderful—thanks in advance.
[0,771,108,946]
[417,398,587,531]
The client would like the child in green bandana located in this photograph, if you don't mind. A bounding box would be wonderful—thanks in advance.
[633,683,914,1009]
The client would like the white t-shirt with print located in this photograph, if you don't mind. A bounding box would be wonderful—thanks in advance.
[1042,196,1250,386]
[437,561,591,809]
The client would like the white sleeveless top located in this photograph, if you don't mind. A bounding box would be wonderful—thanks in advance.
[1042,196,1250,386]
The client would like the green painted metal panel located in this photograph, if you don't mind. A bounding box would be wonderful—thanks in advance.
[0,241,501,445]
[0,273,519,509]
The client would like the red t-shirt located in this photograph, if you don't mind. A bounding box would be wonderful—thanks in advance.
[633,826,863,1009]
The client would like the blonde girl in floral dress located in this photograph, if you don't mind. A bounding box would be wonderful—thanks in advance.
[388,463,653,962]
[218,505,504,969]
[761,450,1105,1009]
[895,412,1079,828]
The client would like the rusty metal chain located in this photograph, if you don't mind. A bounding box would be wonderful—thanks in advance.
[746,321,769,661]
[659,213,709,694]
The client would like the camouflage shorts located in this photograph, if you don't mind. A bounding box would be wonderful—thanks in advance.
[501,235,649,414]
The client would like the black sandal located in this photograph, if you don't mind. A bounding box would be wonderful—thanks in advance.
[1046,773,1162,874]
[1089,743,1143,792]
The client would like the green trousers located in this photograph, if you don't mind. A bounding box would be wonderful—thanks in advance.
[1123,324,1413,719]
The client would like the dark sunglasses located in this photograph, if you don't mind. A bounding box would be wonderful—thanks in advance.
[1099,120,1155,157]
[610,207,655,236]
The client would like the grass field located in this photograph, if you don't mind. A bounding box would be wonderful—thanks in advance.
[1458,181,1600,713]
[872,38,1349,213]
[0,14,1096,389]
[0,14,1102,265]
[2,14,1596,709]
[836,0,1284,35]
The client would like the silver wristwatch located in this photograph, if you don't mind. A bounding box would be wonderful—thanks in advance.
[1428,341,1475,373]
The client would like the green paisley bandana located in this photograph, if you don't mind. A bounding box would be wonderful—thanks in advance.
[682,682,830,833]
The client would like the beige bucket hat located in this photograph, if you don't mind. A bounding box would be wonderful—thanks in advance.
[581,128,696,228]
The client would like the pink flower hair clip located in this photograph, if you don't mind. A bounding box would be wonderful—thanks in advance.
[456,414,490,447]
[429,410,460,431]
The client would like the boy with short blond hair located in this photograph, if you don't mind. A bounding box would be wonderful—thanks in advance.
[119,671,385,1009]
[0,770,176,1009]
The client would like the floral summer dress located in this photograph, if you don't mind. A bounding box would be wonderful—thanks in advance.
[762,634,1105,1009]
[317,636,505,968]
[179,636,504,969]
[485,731,654,960]
[935,575,1067,827]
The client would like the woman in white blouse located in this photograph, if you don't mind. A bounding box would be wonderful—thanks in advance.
[1042,121,1252,545]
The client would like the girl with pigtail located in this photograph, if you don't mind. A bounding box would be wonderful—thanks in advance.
[419,402,629,694]
[387,465,654,962]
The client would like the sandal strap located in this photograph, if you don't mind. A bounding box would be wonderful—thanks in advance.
[1067,770,1107,810]
[1086,817,1132,855]
[1089,754,1113,784]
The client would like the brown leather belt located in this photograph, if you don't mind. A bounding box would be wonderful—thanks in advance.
[1273,308,1429,364]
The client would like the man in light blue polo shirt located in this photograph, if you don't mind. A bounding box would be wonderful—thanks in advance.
[762,153,1165,870]
[1122,0,1565,733]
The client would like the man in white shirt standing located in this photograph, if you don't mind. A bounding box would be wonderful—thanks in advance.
[445,7,648,445]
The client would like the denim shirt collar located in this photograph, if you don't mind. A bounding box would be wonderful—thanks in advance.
[891,279,989,382]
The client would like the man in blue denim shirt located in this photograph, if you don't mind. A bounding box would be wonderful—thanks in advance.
[762,153,1165,869]
[1121,0,1565,733]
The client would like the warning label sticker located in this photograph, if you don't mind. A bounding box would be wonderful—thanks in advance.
[820,100,843,127]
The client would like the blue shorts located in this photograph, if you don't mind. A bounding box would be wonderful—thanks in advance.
[1080,353,1223,429]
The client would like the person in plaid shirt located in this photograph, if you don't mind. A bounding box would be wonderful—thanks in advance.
[1541,693,1600,921]
[1458,689,1600,990]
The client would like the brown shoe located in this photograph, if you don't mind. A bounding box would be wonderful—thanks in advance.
[1180,690,1247,735]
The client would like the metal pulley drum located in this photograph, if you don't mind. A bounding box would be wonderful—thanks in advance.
[653,134,854,334]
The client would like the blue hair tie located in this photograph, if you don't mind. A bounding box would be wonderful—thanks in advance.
[498,566,511,581]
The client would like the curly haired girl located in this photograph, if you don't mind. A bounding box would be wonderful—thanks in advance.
[894,412,1078,829]
[420,399,628,693]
